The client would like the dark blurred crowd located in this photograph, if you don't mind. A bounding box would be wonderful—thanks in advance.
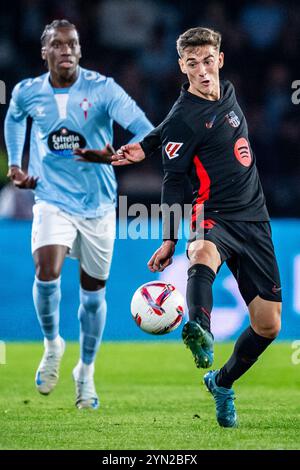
[0,0,299,217]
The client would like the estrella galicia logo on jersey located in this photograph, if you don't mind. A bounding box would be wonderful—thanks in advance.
[225,111,240,128]
[165,142,183,159]
[80,98,92,120]
[48,128,87,156]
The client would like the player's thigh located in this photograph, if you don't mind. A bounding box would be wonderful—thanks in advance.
[32,202,77,278]
[187,217,236,273]
[32,202,77,254]
[235,222,282,307]
[77,210,116,281]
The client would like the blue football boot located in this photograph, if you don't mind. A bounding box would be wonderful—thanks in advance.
[204,370,237,428]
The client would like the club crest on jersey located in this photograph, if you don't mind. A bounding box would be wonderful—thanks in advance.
[225,111,240,128]
[80,98,92,120]
[165,142,183,159]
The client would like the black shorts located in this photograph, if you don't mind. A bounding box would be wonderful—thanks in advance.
[188,218,282,305]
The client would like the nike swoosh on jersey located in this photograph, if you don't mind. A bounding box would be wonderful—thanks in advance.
[205,115,217,129]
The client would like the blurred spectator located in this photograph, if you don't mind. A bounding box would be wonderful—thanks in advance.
[240,0,287,49]
[19,0,44,44]
[96,0,160,50]
[264,64,291,136]
[0,183,34,220]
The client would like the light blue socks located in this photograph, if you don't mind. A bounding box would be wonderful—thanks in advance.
[33,279,106,370]
[78,287,107,366]
[33,276,61,340]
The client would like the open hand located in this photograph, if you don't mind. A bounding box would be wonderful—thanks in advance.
[74,144,115,163]
[111,143,145,166]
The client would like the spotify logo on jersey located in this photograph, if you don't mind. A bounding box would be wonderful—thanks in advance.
[234,137,252,167]
[48,128,86,156]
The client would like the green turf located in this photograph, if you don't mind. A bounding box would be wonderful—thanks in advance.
[0,341,300,450]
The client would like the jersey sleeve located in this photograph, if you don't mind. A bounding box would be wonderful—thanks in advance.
[161,118,196,173]
[140,122,163,156]
[161,170,185,242]
[105,78,153,143]
[4,82,28,167]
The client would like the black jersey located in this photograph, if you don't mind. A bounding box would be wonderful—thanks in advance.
[141,80,269,239]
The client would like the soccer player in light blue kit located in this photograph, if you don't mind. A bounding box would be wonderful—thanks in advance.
[4,19,153,409]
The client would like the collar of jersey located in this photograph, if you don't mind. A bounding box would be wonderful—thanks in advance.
[181,81,225,104]
[44,66,82,94]
[53,87,70,94]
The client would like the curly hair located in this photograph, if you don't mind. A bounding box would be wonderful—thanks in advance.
[41,19,77,46]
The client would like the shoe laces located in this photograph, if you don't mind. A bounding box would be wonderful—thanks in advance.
[40,350,62,378]
[75,376,97,401]
[214,388,235,416]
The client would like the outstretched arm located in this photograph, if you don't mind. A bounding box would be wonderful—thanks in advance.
[111,142,146,166]
[76,123,163,166]
[111,123,164,166]
[74,144,115,163]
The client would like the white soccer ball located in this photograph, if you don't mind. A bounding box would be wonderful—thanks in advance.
[130,281,184,335]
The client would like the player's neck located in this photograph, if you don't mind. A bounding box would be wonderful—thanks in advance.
[188,83,220,101]
[49,68,79,88]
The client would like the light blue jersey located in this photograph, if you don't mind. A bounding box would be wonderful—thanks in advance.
[5,67,153,217]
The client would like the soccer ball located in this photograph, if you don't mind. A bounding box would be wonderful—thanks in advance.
[130,281,184,335]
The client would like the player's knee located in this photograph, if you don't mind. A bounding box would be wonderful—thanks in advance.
[188,241,221,272]
[189,250,219,272]
[35,264,61,281]
[80,290,105,315]
[255,313,281,339]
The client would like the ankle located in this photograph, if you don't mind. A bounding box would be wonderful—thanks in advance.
[44,335,62,351]
[75,360,95,380]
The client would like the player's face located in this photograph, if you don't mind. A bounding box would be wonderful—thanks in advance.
[41,27,81,82]
[179,45,224,101]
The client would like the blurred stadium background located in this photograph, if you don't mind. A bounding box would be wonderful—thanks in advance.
[0,0,299,342]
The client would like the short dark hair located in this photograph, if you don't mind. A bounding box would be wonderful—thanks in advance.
[41,19,77,46]
[176,27,221,58]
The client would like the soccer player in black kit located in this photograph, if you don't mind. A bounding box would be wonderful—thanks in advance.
[84,27,282,428]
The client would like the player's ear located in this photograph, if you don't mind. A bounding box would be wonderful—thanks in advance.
[178,58,187,75]
[78,45,82,60]
[41,46,47,61]
[218,52,224,69]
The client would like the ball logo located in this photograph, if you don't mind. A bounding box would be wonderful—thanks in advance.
[140,282,175,316]
[165,142,183,159]
[48,128,87,156]
[234,137,252,167]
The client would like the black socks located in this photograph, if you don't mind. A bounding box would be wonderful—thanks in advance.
[216,326,275,388]
[186,263,216,333]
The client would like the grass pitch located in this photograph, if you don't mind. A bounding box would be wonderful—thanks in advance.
[0,341,300,450]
